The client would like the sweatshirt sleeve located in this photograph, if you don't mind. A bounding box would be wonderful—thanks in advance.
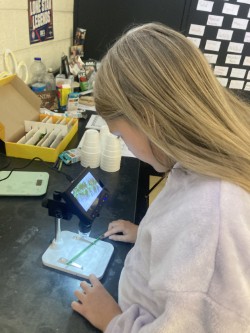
[105,304,155,333]
[105,294,250,333]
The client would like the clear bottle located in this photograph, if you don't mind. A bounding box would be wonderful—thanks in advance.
[45,68,56,91]
[30,57,47,92]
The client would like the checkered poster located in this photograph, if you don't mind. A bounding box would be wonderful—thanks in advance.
[186,0,250,91]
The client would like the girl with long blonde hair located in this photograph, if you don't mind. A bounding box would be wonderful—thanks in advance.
[72,23,250,332]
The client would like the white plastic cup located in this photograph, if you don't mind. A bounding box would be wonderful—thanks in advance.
[103,142,121,152]
[101,161,121,169]
[82,129,100,146]
[81,145,101,154]
[105,133,120,146]
[102,147,121,157]
[100,125,110,148]
[101,152,121,161]
[100,132,121,172]
[100,161,121,172]
[81,157,100,168]
[100,151,121,172]
[101,161,121,168]
[81,129,101,157]
[102,133,121,155]
[81,151,100,159]
[80,149,100,168]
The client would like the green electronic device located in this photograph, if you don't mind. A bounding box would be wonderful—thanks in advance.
[0,171,49,196]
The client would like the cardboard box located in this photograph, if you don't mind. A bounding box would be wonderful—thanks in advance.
[0,75,78,162]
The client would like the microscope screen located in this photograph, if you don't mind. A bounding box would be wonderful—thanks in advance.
[71,172,103,211]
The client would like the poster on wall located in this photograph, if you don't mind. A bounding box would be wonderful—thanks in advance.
[28,0,54,44]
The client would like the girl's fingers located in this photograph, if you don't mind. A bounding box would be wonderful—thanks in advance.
[109,234,126,242]
[105,225,123,237]
[89,274,101,287]
[80,280,92,291]
[108,221,120,230]
[74,289,85,302]
[71,300,83,313]
[108,219,127,230]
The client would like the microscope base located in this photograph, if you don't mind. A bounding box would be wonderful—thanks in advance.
[42,230,114,279]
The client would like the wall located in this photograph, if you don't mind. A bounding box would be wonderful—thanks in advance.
[0,0,74,83]
[73,0,190,60]
[185,0,250,95]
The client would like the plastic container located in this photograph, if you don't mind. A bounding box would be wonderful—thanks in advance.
[67,92,79,111]
[45,68,56,91]
[30,57,46,92]
[79,76,89,91]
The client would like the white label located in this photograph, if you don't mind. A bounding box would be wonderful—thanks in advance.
[244,32,250,43]
[205,40,221,51]
[237,0,250,4]
[204,53,218,64]
[217,29,233,40]
[217,77,228,87]
[244,82,250,91]
[227,42,244,54]
[225,54,241,64]
[230,68,246,78]
[197,0,214,12]
[229,80,244,89]
[207,15,224,27]
[222,3,239,15]
[187,37,201,48]
[189,24,206,36]
[232,18,249,30]
[243,56,250,66]
[214,66,229,76]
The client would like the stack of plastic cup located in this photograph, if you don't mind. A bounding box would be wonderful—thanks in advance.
[80,129,101,168]
[100,133,121,172]
[99,125,110,149]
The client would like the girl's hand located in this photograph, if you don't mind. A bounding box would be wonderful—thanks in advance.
[72,274,122,332]
[104,219,138,243]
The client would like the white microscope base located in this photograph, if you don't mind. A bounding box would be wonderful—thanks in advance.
[42,230,114,279]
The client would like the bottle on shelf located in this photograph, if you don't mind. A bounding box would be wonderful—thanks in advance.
[45,68,56,91]
[30,57,47,92]
[79,76,89,91]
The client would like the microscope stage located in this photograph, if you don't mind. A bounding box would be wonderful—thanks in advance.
[42,230,114,279]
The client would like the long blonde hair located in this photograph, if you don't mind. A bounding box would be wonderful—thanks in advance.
[94,22,250,192]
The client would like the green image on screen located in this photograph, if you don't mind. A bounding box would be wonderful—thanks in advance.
[71,172,102,211]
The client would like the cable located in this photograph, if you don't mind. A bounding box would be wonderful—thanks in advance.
[144,165,187,198]
[0,156,73,182]
[0,153,11,170]
[145,175,165,199]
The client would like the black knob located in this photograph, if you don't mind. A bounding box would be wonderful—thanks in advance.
[53,191,62,201]
[42,198,49,208]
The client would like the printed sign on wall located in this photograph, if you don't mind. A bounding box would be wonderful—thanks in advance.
[28,0,54,44]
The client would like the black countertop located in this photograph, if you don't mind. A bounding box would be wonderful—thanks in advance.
[0,116,140,333]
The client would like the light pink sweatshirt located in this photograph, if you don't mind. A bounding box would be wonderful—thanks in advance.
[106,166,250,332]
